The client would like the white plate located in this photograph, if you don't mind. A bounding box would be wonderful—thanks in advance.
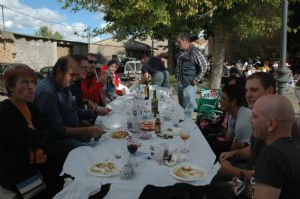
[88,162,122,177]
[102,111,126,130]
[170,164,206,182]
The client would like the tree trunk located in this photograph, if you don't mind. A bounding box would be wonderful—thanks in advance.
[167,39,176,75]
[209,25,225,89]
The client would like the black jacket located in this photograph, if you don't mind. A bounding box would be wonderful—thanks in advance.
[0,99,47,190]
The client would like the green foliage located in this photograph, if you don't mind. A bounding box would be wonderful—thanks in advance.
[35,26,63,40]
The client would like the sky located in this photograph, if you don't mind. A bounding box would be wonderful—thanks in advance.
[0,0,110,42]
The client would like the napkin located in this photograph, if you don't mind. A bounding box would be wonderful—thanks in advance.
[53,178,101,199]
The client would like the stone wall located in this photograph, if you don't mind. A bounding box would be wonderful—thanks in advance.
[0,41,13,63]
[12,37,57,71]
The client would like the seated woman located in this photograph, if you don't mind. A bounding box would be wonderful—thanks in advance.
[0,64,49,198]
[100,59,126,96]
[100,60,118,106]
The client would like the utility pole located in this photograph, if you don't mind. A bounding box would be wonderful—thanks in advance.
[1,4,6,50]
[277,0,289,95]
[1,5,4,32]
[87,26,91,53]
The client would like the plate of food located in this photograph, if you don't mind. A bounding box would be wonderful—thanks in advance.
[88,161,122,177]
[170,164,206,182]
[139,120,154,131]
[108,130,130,139]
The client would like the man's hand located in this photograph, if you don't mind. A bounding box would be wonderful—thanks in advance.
[192,80,199,85]
[95,107,112,116]
[220,151,235,162]
[85,126,104,137]
[219,160,234,174]
[87,100,97,110]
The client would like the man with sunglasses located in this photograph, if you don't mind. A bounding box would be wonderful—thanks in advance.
[81,53,105,105]
[70,55,111,122]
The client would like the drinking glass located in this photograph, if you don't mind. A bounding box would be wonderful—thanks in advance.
[180,130,191,153]
[127,138,139,166]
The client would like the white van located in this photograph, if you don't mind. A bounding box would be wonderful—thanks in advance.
[124,60,142,76]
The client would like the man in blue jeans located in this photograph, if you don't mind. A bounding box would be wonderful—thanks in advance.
[176,33,208,118]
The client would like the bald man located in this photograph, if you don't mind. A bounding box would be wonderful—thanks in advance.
[251,95,300,199]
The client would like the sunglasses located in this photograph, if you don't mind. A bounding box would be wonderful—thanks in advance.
[88,60,98,64]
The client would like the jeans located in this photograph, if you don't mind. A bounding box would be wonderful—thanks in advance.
[177,84,196,118]
[152,71,170,88]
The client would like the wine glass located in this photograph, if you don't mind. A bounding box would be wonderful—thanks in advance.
[180,130,191,153]
[127,138,139,166]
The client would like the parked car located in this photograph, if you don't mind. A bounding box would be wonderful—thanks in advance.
[39,66,53,78]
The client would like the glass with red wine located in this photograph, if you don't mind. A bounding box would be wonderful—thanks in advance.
[127,138,139,166]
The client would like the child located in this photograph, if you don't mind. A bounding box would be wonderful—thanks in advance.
[101,60,118,105]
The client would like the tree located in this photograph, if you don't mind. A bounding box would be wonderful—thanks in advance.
[204,0,300,88]
[59,0,300,88]
[58,0,214,73]
[35,26,63,40]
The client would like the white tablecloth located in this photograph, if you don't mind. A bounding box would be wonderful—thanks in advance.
[61,87,219,199]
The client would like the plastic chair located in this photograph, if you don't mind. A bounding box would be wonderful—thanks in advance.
[194,89,223,121]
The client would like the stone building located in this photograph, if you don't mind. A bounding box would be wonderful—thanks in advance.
[0,31,88,71]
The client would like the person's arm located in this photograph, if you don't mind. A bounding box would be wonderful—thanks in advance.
[254,183,281,199]
[65,126,103,137]
[225,128,234,142]
[231,140,248,150]
[192,49,208,83]
[220,145,251,161]
[219,160,253,181]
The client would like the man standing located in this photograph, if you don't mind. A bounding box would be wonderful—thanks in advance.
[34,56,104,159]
[176,33,208,118]
[252,95,300,199]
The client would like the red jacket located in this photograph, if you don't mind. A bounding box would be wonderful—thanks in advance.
[81,74,102,104]
[101,65,123,95]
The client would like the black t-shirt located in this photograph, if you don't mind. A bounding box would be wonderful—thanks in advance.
[250,122,300,162]
[254,137,300,199]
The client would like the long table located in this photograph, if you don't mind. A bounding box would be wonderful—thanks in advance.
[61,86,219,199]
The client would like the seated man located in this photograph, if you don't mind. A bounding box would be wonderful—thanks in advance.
[252,95,300,199]
[34,56,104,160]
[210,85,252,158]
[70,54,111,126]
[81,53,105,105]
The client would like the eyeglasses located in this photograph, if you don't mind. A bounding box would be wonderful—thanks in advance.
[88,60,98,64]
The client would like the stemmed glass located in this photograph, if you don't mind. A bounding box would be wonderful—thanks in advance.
[127,138,139,166]
[180,130,191,153]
